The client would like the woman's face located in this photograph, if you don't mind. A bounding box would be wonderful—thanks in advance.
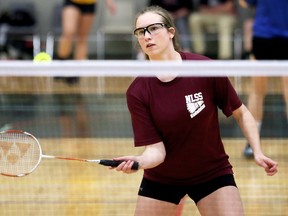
[135,12,175,58]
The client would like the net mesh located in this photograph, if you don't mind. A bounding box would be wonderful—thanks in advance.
[0,60,287,215]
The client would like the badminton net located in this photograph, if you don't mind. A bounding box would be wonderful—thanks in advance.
[0,60,287,216]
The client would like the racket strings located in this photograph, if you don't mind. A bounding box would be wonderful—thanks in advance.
[0,131,41,176]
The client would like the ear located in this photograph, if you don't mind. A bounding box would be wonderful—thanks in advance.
[168,27,175,39]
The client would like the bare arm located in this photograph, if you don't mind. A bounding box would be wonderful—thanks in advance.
[232,104,278,176]
[113,141,166,173]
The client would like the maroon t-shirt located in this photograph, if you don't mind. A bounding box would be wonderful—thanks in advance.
[126,52,242,185]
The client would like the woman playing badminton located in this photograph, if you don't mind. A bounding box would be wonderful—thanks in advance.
[113,6,278,216]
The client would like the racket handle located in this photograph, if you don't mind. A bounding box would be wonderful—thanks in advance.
[99,160,139,170]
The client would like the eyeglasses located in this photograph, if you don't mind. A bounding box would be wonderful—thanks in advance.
[134,23,168,39]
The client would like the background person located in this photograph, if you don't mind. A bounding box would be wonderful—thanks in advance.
[57,0,116,61]
[54,0,116,137]
[241,0,288,158]
[189,0,236,59]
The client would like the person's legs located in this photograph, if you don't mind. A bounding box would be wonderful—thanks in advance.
[242,18,254,58]
[278,38,288,120]
[217,15,236,59]
[189,13,206,54]
[247,76,268,121]
[197,186,244,216]
[134,196,178,216]
[243,76,267,157]
[74,13,95,60]
[57,6,81,58]
[174,196,186,216]
[282,77,288,119]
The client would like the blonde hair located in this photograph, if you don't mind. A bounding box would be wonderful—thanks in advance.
[134,6,182,53]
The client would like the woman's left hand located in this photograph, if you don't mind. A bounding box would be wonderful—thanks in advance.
[254,154,278,176]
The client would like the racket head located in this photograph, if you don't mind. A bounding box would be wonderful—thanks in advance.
[0,130,42,177]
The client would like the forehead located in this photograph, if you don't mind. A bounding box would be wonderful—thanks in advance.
[136,12,163,28]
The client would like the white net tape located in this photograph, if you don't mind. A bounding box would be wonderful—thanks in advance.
[0,60,288,77]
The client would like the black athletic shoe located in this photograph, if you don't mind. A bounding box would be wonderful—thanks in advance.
[243,143,254,159]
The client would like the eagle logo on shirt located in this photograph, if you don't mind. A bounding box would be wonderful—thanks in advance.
[185,92,205,118]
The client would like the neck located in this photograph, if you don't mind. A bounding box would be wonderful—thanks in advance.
[152,50,181,82]
[157,74,178,82]
[147,46,182,82]
[149,48,182,61]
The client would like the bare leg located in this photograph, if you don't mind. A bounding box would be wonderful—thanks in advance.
[247,76,268,121]
[243,19,254,55]
[243,76,267,158]
[197,186,244,216]
[74,14,95,60]
[57,6,81,58]
[134,196,178,216]
[56,7,91,138]
[174,197,186,216]
[281,76,288,119]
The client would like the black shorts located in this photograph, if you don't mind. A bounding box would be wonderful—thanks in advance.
[138,174,237,204]
[252,37,288,60]
[64,0,96,14]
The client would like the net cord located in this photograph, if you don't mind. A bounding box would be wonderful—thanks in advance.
[0,60,288,77]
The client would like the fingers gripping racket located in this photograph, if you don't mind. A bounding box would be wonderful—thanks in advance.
[0,130,139,177]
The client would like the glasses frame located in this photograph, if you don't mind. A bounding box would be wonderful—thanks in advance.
[133,23,168,39]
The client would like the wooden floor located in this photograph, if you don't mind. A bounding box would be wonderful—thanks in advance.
[0,138,287,216]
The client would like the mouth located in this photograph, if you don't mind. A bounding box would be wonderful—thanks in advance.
[146,43,155,48]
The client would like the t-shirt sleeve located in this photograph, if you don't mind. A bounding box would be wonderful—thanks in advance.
[214,77,242,117]
[126,81,162,147]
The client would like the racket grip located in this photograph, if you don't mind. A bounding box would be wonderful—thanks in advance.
[99,160,139,170]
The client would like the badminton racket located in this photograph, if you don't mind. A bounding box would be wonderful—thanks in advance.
[0,130,139,177]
